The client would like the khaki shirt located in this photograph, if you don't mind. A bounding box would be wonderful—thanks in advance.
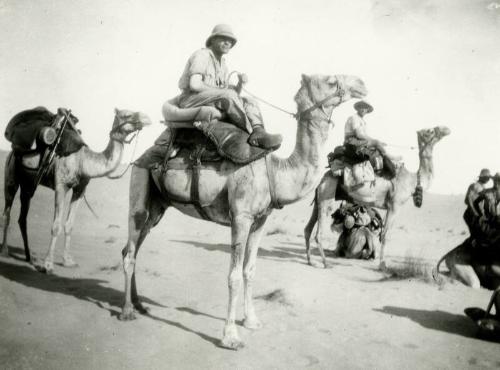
[178,48,228,92]
[344,114,367,141]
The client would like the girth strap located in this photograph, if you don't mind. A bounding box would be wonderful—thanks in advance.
[265,155,282,209]
[191,146,212,220]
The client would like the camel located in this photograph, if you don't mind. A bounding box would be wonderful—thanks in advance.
[0,108,151,273]
[433,240,500,289]
[120,74,368,350]
[304,125,451,268]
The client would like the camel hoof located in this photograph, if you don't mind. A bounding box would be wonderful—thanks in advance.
[379,261,388,271]
[243,317,262,330]
[63,256,78,268]
[323,262,333,269]
[43,261,54,274]
[133,302,150,315]
[119,306,137,321]
[220,337,245,350]
[221,325,244,350]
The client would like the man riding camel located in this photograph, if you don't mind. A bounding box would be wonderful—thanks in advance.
[343,101,400,178]
[134,23,282,170]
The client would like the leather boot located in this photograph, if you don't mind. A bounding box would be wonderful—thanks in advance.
[248,126,282,150]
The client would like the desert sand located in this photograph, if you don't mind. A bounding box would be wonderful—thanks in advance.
[0,150,499,370]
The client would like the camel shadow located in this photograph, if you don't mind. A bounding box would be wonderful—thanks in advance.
[0,259,164,316]
[0,259,225,347]
[373,306,478,339]
[171,239,305,262]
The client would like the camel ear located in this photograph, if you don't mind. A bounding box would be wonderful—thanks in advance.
[301,74,311,85]
[114,108,120,115]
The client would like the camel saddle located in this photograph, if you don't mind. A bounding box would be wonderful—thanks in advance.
[149,99,279,220]
[5,107,86,161]
[161,98,275,165]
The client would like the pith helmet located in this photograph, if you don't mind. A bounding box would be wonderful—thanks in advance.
[479,168,491,178]
[205,24,237,47]
[353,100,374,113]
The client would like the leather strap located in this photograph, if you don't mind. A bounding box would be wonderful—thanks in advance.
[265,155,282,209]
[191,146,212,220]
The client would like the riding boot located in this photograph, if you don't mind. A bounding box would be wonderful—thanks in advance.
[248,125,283,150]
[243,98,282,150]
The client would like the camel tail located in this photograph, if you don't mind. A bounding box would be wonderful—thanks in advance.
[432,252,448,283]
[83,194,99,219]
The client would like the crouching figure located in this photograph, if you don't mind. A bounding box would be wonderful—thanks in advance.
[331,203,383,259]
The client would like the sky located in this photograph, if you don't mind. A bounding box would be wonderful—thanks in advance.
[0,0,499,194]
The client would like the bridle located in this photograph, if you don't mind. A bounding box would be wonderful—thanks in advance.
[296,77,346,125]
[109,119,142,144]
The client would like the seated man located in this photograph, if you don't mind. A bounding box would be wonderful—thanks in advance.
[331,203,382,259]
[134,23,282,170]
[343,101,400,178]
[442,172,500,289]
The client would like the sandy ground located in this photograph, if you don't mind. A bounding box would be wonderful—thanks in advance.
[1,152,499,370]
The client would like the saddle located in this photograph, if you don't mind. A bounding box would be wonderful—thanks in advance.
[161,97,275,165]
[150,99,281,220]
[5,107,86,169]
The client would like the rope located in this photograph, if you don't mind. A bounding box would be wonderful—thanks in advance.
[227,70,296,118]
[385,143,417,151]
[107,131,141,179]
[242,87,296,118]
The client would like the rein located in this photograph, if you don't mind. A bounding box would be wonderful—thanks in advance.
[229,71,344,125]
[107,123,142,179]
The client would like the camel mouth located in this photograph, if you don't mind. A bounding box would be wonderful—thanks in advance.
[137,113,152,128]
[439,126,451,136]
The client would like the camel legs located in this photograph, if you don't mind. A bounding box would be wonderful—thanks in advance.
[444,243,481,289]
[1,152,19,258]
[121,166,165,320]
[313,178,338,268]
[242,215,268,330]
[304,195,319,266]
[221,213,253,350]
[379,206,398,269]
[18,189,34,263]
[61,187,86,267]
[43,183,69,273]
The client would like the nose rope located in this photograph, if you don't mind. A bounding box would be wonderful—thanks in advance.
[229,72,341,126]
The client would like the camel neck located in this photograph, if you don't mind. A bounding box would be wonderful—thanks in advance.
[79,138,124,178]
[417,145,434,190]
[272,113,330,206]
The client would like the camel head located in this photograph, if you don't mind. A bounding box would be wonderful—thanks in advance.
[111,108,152,143]
[297,74,367,112]
[417,126,451,151]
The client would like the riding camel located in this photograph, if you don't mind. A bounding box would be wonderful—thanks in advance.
[120,74,368,350]
[1,109,151,273]
[304,125,451,268]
